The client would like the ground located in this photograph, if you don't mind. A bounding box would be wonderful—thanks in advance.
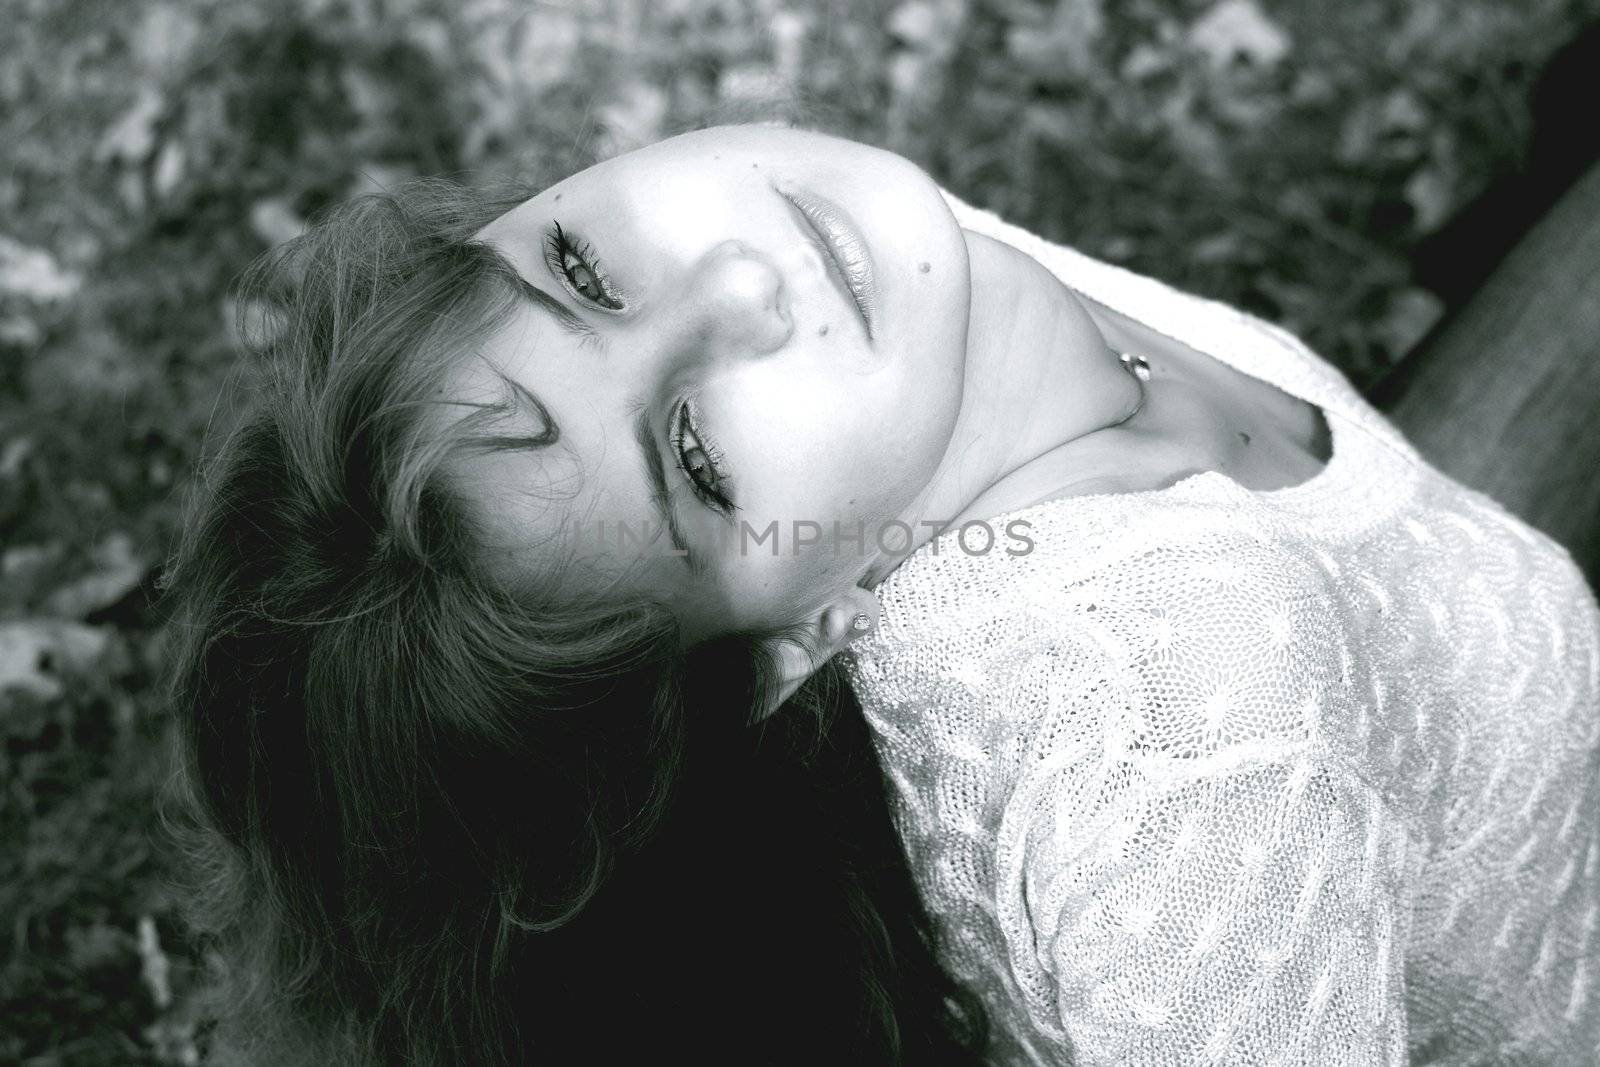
[2,0,1596,1062]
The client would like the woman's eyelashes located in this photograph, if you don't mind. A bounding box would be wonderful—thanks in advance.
[542,221,626,311]
[673,398,738,516]
[545,223,734,517]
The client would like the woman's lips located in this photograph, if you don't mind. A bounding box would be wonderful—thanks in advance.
[772,181,879,342]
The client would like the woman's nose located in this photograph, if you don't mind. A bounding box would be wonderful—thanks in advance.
[684,238,793,356]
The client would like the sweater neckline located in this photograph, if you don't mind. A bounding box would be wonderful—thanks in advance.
[1037,259,1362,510]
[891,399,1401,602]
[1128,325,1356,507]
[891,189,1413,572]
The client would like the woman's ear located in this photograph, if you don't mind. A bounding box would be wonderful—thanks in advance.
[753,590,881,723]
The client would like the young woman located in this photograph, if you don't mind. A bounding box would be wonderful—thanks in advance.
[162,123,1600,1065]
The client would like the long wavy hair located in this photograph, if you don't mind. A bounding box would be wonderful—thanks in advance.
[158,171,991,1064]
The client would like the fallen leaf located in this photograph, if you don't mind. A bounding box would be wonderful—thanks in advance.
[1289,69,1336,106]
[130,2,201,72]
[29,319,148,402]
[717,64,790,106]
[0,437,34,479]
[1373,287,1444,361]
[138,915,172,1009]
[66,921,128,970]
[1159,86,1231,180]
[1006,0,1106,85]
[1404,164,1455,235]
[890,51,929,102]
[0,235,83,303]
[1101,235,1138,260]
[1210,87,1283,129]
[1192,231,1244,262]
[0,619,111,700]
[249,198,307,248]
[2,542,60,579]
[597,80,670,156]
[93,86,165,166]
[1120,42,1171,82]
[1380,88,1429,134]
[222,295,291,352]
[888,2,938,49]
[44,532,149,620]
[345,161,419,199]
[771,9,811,82]
[152,139,187,201]
[1188,0,1292,69]
[1338,87,1431,166]
[0,310,42,348]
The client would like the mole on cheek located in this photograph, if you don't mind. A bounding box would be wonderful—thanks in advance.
[919,262,931,273]
[818,324,829,337]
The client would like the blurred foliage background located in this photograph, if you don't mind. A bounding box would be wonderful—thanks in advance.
[2,0,1598,1061]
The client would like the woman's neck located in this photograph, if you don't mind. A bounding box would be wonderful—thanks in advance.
[861,230,1143,586]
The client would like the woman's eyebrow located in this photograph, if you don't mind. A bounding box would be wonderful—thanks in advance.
[510,272,596,340]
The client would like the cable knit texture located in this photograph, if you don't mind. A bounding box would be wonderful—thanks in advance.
[839,187,1600,1065]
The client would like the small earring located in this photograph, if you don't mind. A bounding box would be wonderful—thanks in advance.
[851,612,873,632]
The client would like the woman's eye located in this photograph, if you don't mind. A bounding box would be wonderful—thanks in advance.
[674,401,736,514]
[543,221,625,310]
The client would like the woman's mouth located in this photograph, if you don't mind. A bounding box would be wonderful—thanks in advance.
[773,181,878,342]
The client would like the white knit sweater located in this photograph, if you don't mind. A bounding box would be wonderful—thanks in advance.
[839,188,1600,1066]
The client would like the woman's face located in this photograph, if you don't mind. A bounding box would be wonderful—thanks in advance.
[449,124,971,641]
